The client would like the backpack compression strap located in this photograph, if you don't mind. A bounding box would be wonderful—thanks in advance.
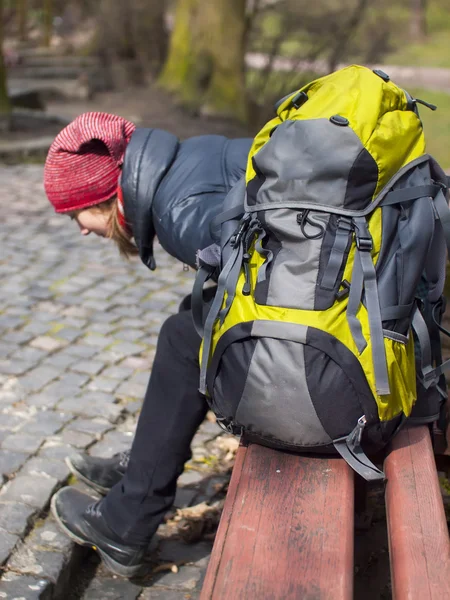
[347,217,390,396]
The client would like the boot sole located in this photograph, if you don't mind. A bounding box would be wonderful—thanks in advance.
[50,492,146,579]
[65,457,111,496]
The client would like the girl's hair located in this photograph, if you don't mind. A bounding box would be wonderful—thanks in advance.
[93,196,139,259]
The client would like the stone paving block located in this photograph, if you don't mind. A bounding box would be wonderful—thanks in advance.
[111,341,148,356]
[1,433,44,454]
[0,450,28,478]
[158,540,213,565]
[66,417,112,436]
[7,544,67,583]
[61,429,95,449]
[0,529,19,565]
[82,334,114,348]
[102,365,135,380]
[152,565,202,591]
[20,457,70,481]
[110,305,143,318]
[173,487,198,509]
[120,356,150,370]
[42,352,77,369]
[30,336,67,352]
[87,377,120,393]
[0,359,35,376]
[70,359,105,376]
[0,341,14,358]
[0,502,35,535]
[53,327,82,342]
[0,475,58,508]
[0,388,17,406]
[82,577,142,600]
[0,575,52,600]
[89,322,117,335]
[39,442,79,461]
[22,321,53,336]
[24,393,60,409]
[0,414,25,431]
[94,349,129,363]
[17,365,60,392]
[11,346,47,363]
[177,470,205,486]
[113,329,146,343]
[0,315,24,330]
[120,399,142,414]
[57,396,123,422]
[19,412,70,436]
[115,381,146,399]
[64,344,99,359]
[62,306,91,319]
[27,519,73,554]
[60,372,91,389]
[89,430,133,457]
[3,331,34,344]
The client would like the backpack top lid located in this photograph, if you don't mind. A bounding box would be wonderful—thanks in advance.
[245,65,427,214]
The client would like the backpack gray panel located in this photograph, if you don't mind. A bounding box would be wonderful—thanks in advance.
[258,209,329,309]
[246,119,368,211]
[235,323,331,446]
[377,164,438,333]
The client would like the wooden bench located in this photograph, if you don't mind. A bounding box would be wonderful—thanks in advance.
[385,425,450,600]
[201,442,354,599]
[201,426,449,599]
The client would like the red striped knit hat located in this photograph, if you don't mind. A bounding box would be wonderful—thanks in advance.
[44,112,136,215]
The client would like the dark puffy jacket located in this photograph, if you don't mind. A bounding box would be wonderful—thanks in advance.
[120,128,252,270]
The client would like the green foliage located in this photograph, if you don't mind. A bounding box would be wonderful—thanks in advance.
[250,0,450,69]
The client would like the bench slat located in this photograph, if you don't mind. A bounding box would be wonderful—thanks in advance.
[201,443,354,600]
[385,425,450,600]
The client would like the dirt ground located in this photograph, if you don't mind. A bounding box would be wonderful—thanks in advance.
[47,79,254,141]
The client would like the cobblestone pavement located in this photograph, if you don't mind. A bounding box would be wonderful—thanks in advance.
[0,165,236,599]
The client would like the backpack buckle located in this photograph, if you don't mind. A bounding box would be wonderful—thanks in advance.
[356,235,373,252]
[336,280,351,299]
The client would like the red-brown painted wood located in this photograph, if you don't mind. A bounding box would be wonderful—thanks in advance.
[201,443,354,600]
[385,425,450,600]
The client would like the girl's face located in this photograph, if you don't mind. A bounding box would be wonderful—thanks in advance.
[70,208,110,237]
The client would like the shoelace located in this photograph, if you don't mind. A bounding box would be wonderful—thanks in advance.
[85,501,103,519]
[117,450,130,469]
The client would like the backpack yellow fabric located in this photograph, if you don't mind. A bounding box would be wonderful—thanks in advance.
[195,65,450,480]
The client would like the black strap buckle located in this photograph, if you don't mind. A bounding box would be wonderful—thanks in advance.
[336,279,351,300]
[356,235,373,252]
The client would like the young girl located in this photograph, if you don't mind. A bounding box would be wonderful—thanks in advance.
[45,111,251,577]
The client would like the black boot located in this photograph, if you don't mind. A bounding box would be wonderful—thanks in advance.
[66,450,130,494]
[51,487,147,578]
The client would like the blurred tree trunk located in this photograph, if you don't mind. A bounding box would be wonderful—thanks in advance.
[18,0,28,42]
[0,0,12,131]
[130,0,167,74]
[159,0,248,123]
[410,0,427,40]
[96,0,167,83]
[157,0,202,104]
[43,0,53,47]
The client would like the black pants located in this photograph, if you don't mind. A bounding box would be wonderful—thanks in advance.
[102,309,207,545]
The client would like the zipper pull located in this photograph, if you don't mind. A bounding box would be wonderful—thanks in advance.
[349,415,367,448]
[242,252,251,295]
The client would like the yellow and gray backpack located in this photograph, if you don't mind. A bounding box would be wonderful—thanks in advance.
[193,65,450,481]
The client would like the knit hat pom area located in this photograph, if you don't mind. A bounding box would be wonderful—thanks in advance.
[44,112,136,213]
